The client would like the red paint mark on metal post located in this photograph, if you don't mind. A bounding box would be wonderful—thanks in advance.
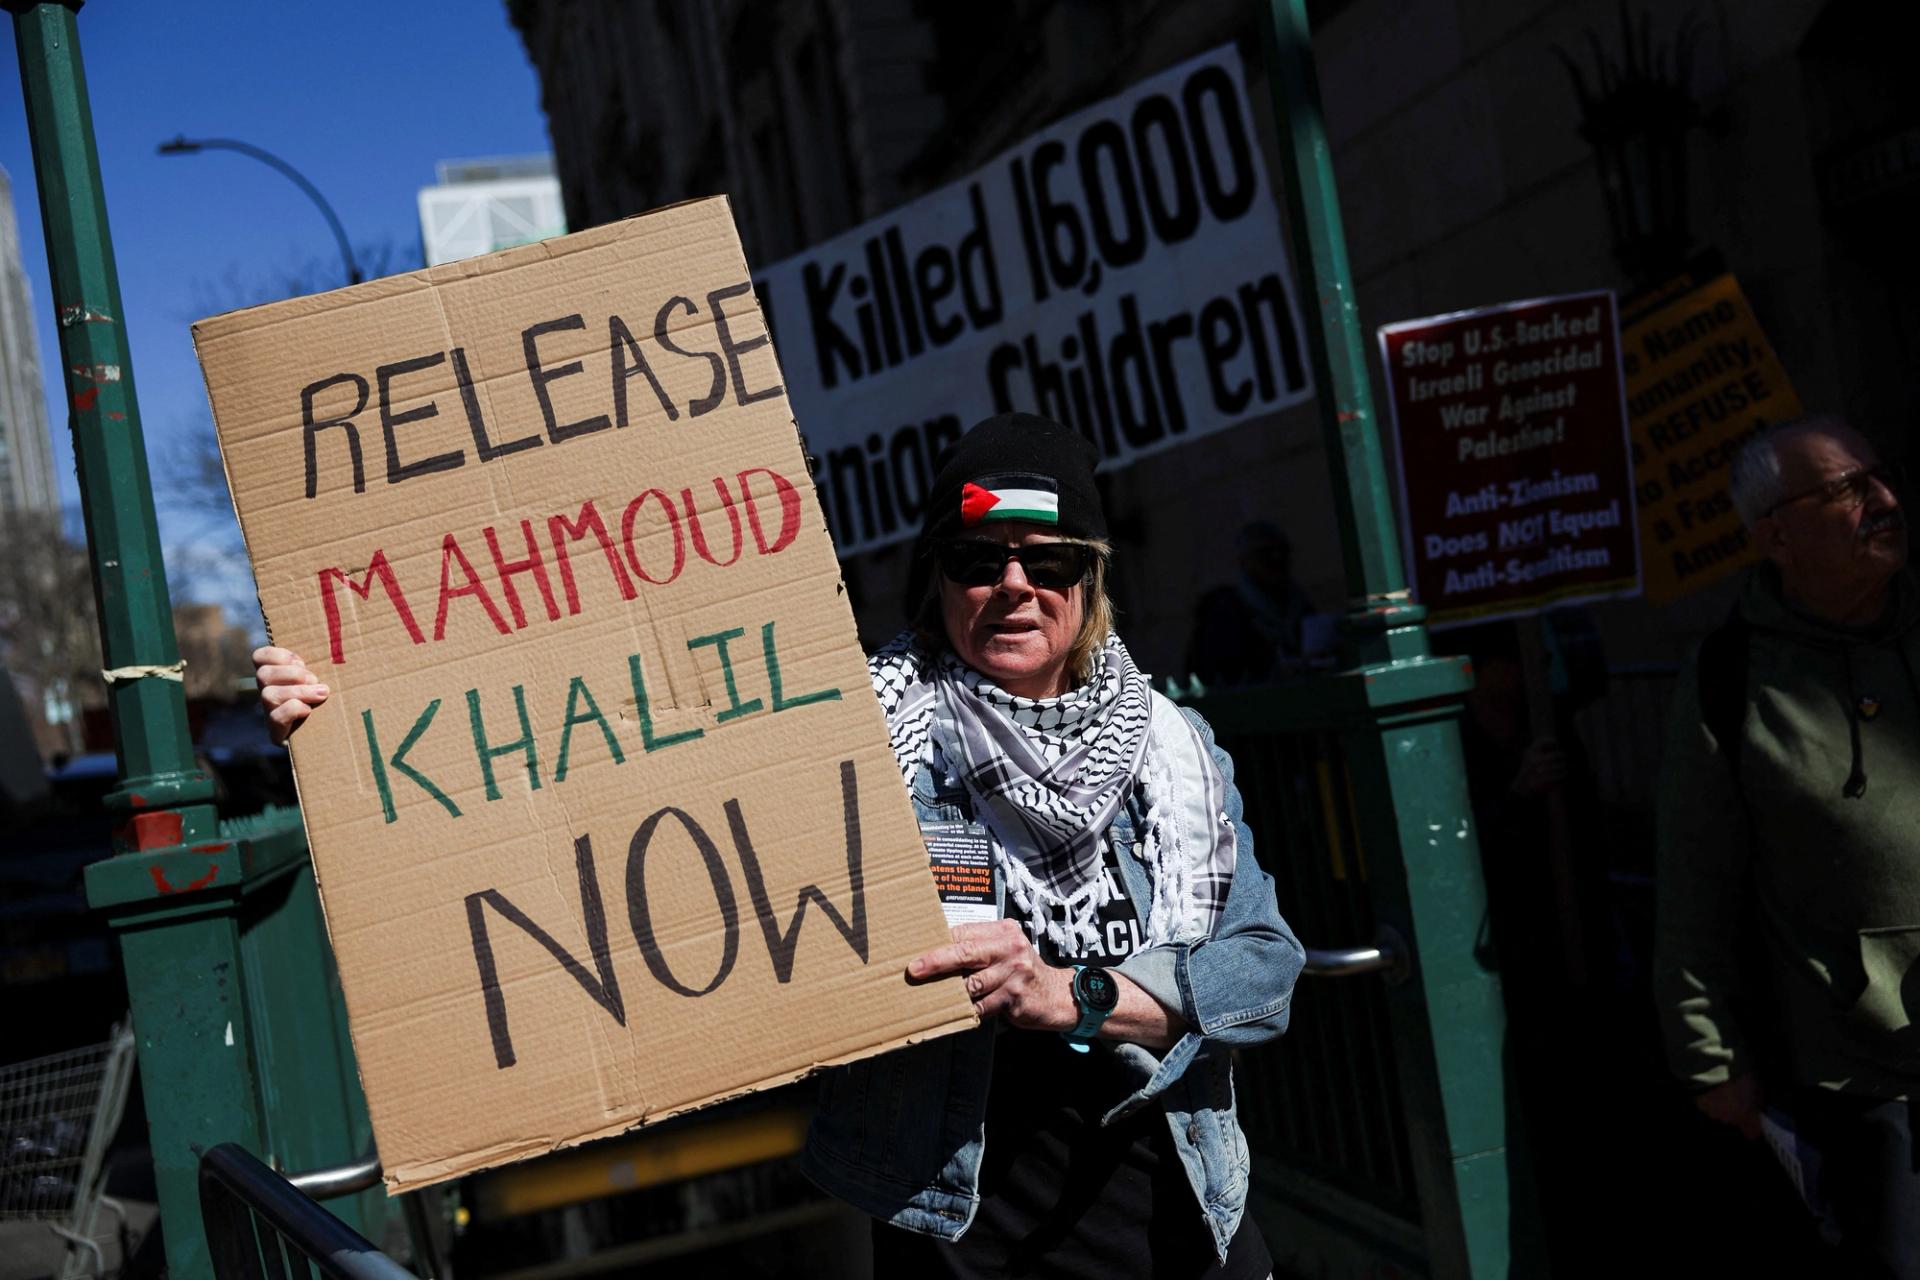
[127,810,183,850]
[73,387,98,411]
[149,861,219,895]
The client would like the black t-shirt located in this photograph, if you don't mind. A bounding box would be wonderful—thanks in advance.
[877,839,1272,1279]
[1022,838,1147,967]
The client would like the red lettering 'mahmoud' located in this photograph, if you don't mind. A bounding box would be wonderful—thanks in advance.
[318,469,804,664]
[738,467,801,554]
[548,499,636,615]
[319,550,425,664]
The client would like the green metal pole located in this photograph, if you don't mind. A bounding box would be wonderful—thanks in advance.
[8,7,260,1276]
[1254,2,1529,1275]
[10,11,383,1272]
[1259,0,1426,667]
[6,0,215,833]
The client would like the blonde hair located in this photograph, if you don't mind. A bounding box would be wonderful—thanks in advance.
[913,536,1115,685]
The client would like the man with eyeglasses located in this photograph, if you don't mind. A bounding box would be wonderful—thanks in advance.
[1655,413,1920,1275]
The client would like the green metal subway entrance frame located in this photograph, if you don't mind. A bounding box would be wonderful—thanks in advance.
[6,5,382,1278]
[1173,2,1523,1276]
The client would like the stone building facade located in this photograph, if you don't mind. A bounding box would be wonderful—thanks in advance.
[0,166,59,520]
[510,0,1913,671]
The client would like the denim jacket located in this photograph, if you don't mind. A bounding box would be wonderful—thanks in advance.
[800,699,1304,1261]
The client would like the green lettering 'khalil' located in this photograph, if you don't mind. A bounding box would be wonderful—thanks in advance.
[762,621,840,712]
[627,653,704,751]
[687,626,764,722]
[555,675,625,782]
[467,684,541,801]
[363,701,461,824]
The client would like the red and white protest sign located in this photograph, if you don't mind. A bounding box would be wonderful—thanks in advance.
[1378,290,1641,627]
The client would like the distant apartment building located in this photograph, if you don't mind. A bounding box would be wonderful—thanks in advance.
[0,165,59,519]
[417,154,568,267]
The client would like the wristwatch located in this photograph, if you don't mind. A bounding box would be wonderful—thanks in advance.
[1061,965,1119,1053]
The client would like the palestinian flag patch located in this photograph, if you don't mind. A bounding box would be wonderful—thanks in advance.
[959,473,1059,527]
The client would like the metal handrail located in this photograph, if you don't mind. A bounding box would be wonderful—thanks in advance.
[200,1144,413,1280]
[287,1146,383,1198]
[1301,925,1410,984]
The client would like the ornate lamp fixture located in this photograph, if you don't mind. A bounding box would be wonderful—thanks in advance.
[1557,6,1705,289]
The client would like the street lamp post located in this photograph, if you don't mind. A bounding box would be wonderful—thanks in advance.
[157,135,363,285]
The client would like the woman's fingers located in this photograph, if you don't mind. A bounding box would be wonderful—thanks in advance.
[268,697,312,726]
[908,936,990,979]
[965,958,1031,1015]
[905,920,1072,1031]
[266,695,313,745]
[908,919,1026,980]
[253,646,322,690]
[968,953,1072,1030]
[256,665,323,690]
[261,685,329,746]
[256,646,328,744]
[261,679,328,710]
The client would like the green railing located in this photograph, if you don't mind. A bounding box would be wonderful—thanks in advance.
[1214,721,1421,1221]
[200,1143,412,1280]
[1177,650,1515,1278]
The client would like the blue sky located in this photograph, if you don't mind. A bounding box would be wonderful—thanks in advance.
[1,3,551,620]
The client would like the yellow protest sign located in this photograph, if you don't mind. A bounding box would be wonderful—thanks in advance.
[1623,274,1802,603]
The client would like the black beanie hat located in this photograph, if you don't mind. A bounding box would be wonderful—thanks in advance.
[904,412,1106,615]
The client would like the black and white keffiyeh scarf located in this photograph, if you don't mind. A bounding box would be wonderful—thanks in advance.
[870,630,1236,952]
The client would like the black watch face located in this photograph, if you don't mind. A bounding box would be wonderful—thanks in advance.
[1077,966,1120,1014]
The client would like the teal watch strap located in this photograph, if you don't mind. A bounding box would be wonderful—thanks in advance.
[1062,964,1117,1053]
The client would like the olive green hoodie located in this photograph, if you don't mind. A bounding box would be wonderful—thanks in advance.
[1655,566,1920,1099]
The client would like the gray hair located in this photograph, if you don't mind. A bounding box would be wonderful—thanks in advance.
[1728,413,1858,526]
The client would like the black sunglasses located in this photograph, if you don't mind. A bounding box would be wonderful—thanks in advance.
[934,540,1094,589]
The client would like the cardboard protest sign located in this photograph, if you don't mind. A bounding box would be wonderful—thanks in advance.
[1379,291,1641,627]
[194,198,976,1192]
[758,45,1313,555]
[1622,274,1802,603]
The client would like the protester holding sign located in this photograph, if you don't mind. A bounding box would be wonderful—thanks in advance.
[802,413,1301,1277]
[252,408,1301,1273]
